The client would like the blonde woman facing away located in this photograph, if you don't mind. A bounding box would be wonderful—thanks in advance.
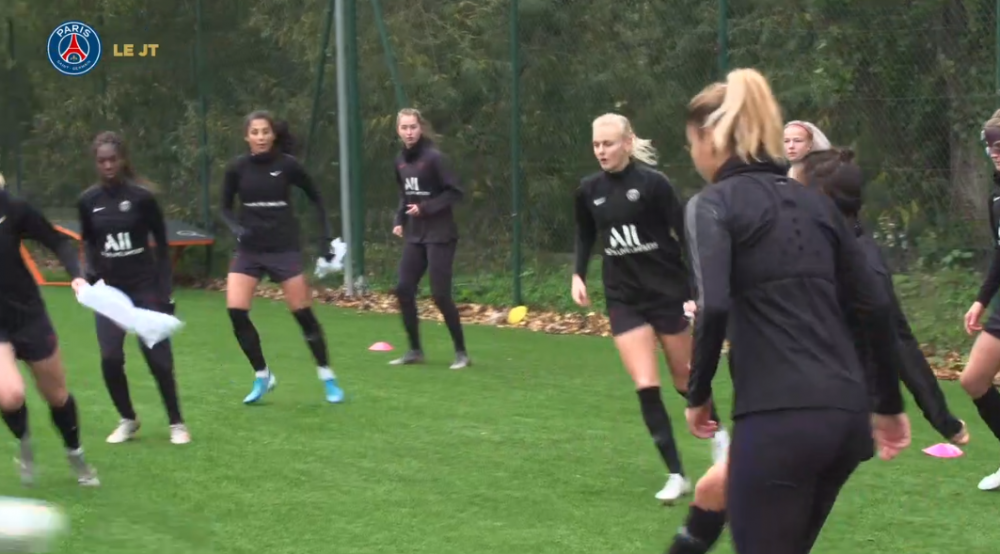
[682,68,909,553]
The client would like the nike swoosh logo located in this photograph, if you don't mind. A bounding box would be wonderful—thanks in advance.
[270,171,282,176]
[93,207,105,212]
[0,216,5,224]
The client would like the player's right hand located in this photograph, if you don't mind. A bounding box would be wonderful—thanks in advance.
[392,225,403,237]
[571,274,589,307]
[872,413,911,461]
[965,301,985,335]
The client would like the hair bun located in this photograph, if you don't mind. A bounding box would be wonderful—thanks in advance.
[838,148,855,163]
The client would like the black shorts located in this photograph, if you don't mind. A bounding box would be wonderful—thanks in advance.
[229,249,303,283]
[607,301,689,337]
[985,304,1000,340]
[0,313,58,362]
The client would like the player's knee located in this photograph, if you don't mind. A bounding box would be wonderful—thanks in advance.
[292,307,322,333]
[428,274,453,302]
[693,465,727,511]
[630,367,661,390]
[670,373,689,391]
[395,283,417,301]
[146,351,175,376]
[959,369,989,398]
[0,381,25,412]
[431,293,453,307]
[958,370,976,394]
[100,355,126,375]
[228,308,252,331]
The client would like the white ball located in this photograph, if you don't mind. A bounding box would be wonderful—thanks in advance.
[0,497,68,553]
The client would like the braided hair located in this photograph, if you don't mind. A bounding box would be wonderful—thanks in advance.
[91,131,156,191]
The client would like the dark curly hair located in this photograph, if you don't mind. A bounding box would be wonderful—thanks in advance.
[243,110,298,155]
[798,147,863,217]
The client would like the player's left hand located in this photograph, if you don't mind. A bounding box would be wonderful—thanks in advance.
[685,402,719,439]
[406,204,421,216]
[71,277,88,295]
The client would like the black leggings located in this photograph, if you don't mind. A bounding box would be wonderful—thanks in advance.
[395,241,465,353]
[727,408,872,554]
[95,291,182,425]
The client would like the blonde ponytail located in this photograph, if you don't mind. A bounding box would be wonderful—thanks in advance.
[630,136,657,166]
[689,68,785,163]
[592,113,658,166]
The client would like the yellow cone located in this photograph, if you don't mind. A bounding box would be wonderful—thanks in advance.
[507,305,528,324]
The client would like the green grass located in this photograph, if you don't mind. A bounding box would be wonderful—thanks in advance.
[2,287,999,553]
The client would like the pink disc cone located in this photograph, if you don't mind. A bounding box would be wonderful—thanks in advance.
[922,443,963,458]
[369,341,394,352]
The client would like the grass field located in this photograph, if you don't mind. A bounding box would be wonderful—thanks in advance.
[1,287,998,553]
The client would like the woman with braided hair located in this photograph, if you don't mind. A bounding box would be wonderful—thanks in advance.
[77,131,190,445]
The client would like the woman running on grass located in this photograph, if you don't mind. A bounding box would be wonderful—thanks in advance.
[572,112,729,505]
[957,109,1000,491]
[221,110,344,405]
[0,174,99,487]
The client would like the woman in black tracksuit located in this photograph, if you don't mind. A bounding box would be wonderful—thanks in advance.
[389,108,470,370]
[681,68,910,554]
[78,131,188,445]
[666,146,954,554]
[794,148,967,444]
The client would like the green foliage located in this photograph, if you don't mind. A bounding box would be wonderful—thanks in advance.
[893,267,980,354]
[2,0,999,329]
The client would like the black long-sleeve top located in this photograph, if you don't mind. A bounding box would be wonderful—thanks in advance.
[573,162,692,308]
[848,226,926,405]
[77,181,171,296]
[976,172,1000,305]
[685,158,905,418]
[221,151,332,253]
[0,190,81,327]
[393,137,463,243]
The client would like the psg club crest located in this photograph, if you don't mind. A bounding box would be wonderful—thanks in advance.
[47,21,102,76]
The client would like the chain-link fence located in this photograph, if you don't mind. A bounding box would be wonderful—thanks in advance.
[2,0,997,309]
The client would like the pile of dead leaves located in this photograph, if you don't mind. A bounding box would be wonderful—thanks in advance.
[183,277,980,382]
[189,277,616,337]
